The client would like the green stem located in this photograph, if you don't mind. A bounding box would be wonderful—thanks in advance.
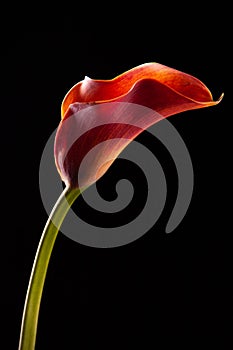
[18,186,82,350]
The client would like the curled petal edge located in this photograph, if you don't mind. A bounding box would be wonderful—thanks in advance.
[61,62,223,119]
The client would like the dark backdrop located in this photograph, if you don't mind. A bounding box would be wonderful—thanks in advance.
[1,16,230,350]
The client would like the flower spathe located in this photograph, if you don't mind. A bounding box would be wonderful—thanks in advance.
[54,62,223,189]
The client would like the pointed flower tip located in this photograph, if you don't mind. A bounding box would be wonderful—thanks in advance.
[208,92,224,107]
[217,92,224,103]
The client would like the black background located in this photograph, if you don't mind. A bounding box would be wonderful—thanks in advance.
[1,12,231,350]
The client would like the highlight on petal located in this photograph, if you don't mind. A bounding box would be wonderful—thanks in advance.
[55,62,223,189]
[61,62,222,118]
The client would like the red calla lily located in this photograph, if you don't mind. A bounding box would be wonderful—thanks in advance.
[54,62,222,189]
[18,63,223,350]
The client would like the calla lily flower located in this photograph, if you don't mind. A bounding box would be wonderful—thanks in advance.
[55,62,222,190]
[19,62,223,350]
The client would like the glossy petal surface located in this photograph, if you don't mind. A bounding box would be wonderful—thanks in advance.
[55,63,222,188]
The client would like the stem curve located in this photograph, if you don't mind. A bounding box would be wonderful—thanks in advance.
[18,186,81,350]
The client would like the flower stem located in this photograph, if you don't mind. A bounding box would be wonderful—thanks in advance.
[18,186,81,350]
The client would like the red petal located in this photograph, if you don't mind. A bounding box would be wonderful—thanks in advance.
[55,63,223,189]
[61,62,222,118]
